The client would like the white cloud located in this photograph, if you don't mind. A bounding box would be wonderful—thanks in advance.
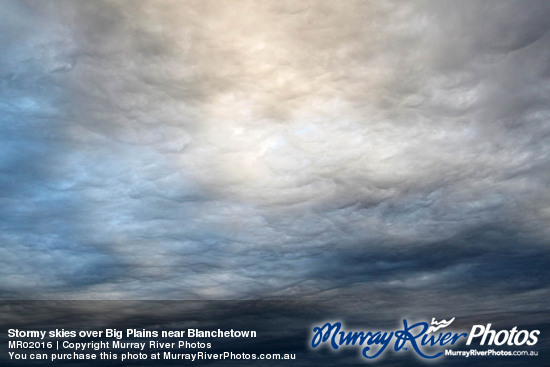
[1,0,549,299]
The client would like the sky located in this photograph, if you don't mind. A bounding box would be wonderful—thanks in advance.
[1,0,550,306]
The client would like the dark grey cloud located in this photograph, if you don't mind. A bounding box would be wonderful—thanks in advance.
[0,0,549,308]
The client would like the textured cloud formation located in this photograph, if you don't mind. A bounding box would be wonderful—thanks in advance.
[1,0,550,302]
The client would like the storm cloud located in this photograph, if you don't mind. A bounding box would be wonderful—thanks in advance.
[1,0,550,308]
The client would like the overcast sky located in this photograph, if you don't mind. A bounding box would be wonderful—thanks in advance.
[1,0,549,303]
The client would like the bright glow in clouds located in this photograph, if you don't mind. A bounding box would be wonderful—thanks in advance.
[0,0,549,302]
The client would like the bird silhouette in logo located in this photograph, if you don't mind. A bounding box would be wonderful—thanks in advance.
[427,317,456,333]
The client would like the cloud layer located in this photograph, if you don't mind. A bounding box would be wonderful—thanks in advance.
[1,0,550,302]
